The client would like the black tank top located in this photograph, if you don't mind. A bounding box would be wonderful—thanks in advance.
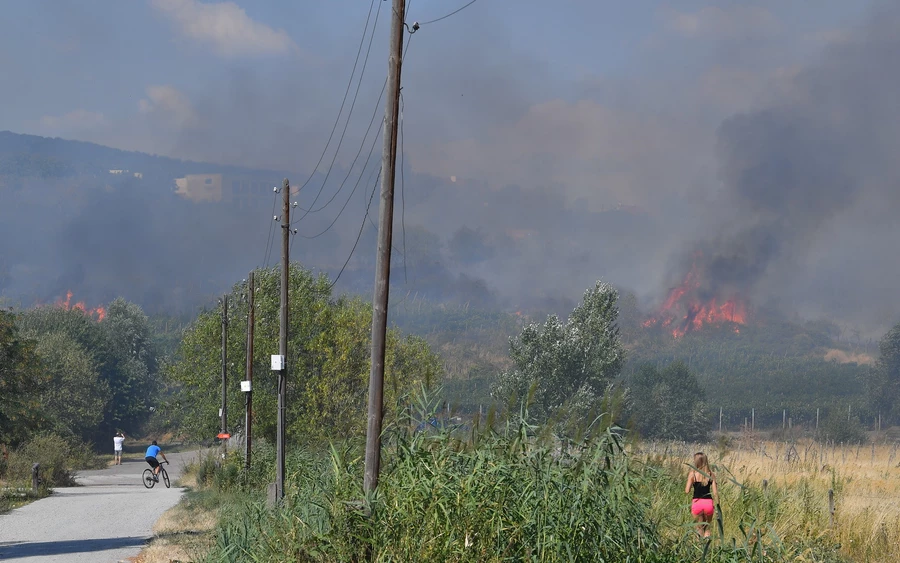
[692,478,713,499]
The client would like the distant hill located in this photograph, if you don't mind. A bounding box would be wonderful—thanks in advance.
[0,130,289,181]
[0,131,302,314]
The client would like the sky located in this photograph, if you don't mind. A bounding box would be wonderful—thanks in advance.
[0,0,872,190]
[2,0,898,335]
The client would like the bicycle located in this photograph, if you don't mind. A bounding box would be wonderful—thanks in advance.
[142,461,170,489]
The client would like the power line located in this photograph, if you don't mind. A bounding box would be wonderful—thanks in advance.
[262,0,381,268]
[329,166,382,290]
[417,0,480,25]
[294,0,380,194]
[262,187,280,268]
[299,121,383,240]
[297,32,415,229]
[300,76,388,219]
[295,0,384,223]
[301,11,416,283]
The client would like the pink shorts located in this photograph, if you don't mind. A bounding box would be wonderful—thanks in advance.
[691,498,714,516]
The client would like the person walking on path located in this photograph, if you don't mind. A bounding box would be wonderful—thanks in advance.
[685,451,719,538]
[113,432,125,465]
[144,440,168,481]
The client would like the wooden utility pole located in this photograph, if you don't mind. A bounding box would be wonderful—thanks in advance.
[277,178,290,501]
[244,271,255,473]
[364,0,405,493]
[220,295,228,438]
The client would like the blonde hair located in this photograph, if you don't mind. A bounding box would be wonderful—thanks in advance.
[693,452,713,485]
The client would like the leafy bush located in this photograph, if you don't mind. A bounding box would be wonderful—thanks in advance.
[816,411,867,444]
[493,281,625,424]
[627,361,709,441]
[3,434,83,487]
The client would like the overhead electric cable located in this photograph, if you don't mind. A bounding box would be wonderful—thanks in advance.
[300,122,383,240]
[417,0,480,25]
[261,188,280,268]
[294,0,380,194]
[295,0,385,223]
[298,31,415,228]
[328,166,382,290]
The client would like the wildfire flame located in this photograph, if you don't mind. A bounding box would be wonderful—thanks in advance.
[56,290,106,321]
[644,256,747,338]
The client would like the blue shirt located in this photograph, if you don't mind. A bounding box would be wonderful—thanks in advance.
[145,445,161,458]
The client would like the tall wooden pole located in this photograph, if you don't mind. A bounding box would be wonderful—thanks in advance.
[365,0,405,493]
[277,179,289,501]
[244,271,255,473]
[220,295,228,437]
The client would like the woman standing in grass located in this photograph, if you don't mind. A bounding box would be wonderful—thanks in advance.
[685,451,718,538]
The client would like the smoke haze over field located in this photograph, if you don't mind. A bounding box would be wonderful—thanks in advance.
[669,4,900,332]
[1,1,898,334]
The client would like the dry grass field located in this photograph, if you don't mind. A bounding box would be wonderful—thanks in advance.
[637,433,900,562]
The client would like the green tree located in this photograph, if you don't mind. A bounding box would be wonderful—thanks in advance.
[868,322,900,423]
[17,300,158,439]
[627,361,708,441]
[32,332,108,440]
[99,298,158,432]
[0,310,43,446]
[164,264,443,443]
[493,281,625,422]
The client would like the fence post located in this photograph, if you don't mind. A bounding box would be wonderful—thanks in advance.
[828,489,835,527]
[762,479,768,493]
[31,463,40,492]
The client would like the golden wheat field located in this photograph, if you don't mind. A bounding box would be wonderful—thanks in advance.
[637,434,900,563]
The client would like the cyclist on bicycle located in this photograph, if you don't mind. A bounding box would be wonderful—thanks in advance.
[144,440,168,481]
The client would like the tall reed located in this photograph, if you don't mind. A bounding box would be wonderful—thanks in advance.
[200,395,856,562]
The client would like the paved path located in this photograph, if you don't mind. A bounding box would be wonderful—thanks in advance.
[0,449,202,562]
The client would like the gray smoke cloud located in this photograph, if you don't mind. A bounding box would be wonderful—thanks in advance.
[3,2,899,336]
[670,5,900,334]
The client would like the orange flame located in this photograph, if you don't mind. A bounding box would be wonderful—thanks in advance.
[645,256,747,338]
[56,290,106,321]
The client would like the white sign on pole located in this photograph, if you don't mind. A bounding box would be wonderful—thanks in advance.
[241,380,252,392]
[271,355,285,370]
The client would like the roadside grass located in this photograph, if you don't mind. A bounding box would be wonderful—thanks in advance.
[133,490,222,563]
[130,454,247,563]
[0,433,105,513]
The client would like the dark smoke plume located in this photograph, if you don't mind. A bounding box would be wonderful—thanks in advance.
[665,6,900,332]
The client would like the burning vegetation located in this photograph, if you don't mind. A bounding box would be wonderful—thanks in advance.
[56,290,106,321]
[643,254,747,338]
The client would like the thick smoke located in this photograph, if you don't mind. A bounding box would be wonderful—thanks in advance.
[4,2,900,334]
[667,6,900,333]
